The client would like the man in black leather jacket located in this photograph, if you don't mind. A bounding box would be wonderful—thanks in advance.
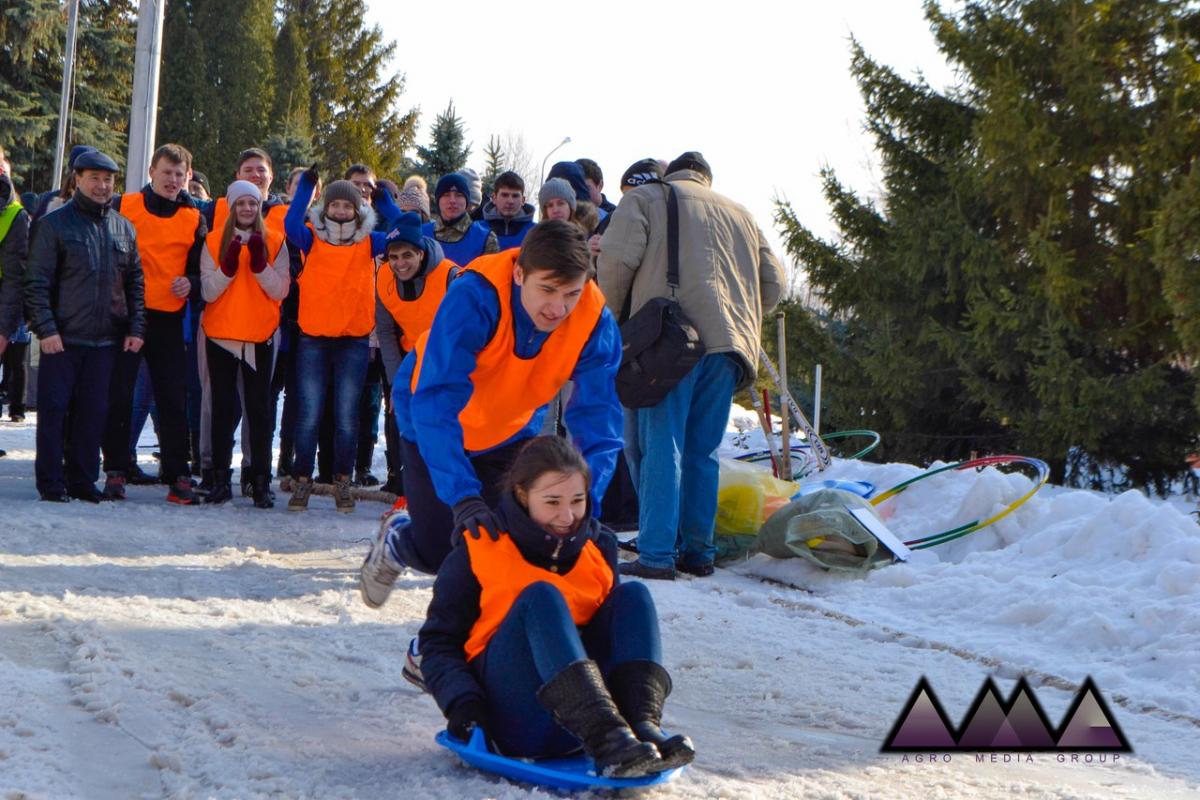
[24,149,146,502]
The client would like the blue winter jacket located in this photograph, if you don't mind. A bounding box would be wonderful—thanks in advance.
[419,492,620,721]
[391,271,623,510]
[480,201,536,251]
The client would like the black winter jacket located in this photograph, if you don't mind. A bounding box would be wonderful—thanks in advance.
[24,191,145,346]
[0,175,31,337]
[419,492,620,720]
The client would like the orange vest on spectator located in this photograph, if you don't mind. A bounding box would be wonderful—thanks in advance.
[376,258,455,351]
[410,250,605,452]
[201,228,286,342]
[120,192,200,313]
[462,532,613,661]
[296,231,375,337]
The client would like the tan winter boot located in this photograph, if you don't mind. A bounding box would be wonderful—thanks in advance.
[333,474,356,513]
[288,476,313,512]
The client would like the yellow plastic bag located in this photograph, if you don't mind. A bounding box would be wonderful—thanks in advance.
[715,458,799,536]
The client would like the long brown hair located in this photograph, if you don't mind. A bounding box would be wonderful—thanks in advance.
[505,435,592,505]
[219,197,268,264]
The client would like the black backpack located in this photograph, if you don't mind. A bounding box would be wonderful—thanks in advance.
[615,185,705,408]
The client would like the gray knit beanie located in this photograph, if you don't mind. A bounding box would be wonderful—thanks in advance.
[538,178,577,214]
[322,179,364,210]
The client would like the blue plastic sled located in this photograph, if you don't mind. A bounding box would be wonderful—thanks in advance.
[436,728,683,792]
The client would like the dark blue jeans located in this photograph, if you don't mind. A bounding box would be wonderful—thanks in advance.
[292,334,369,478]
[35,345,117,495]
[474,580,662,758]
[636,353,741,569]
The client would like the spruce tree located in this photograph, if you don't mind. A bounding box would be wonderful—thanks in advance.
[0,0,135,191]
[158,0,209,173]
[159,0,274,193]
[779,0,1200,491]
[190,0,274,189]
[416,101,471,183]
[279,0,418,178]
[481,134,506,197]
[270,16,311,139]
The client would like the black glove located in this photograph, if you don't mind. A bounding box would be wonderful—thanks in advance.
[370,183,390,206]
[447,699,487,742]
[452,495,501,542]
[303,162,320,184]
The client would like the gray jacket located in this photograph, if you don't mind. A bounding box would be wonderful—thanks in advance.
[25,191,145,346]
[596,169,786,387]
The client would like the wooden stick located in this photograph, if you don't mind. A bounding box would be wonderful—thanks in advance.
[777,314,791,478]
[758,350,832,470]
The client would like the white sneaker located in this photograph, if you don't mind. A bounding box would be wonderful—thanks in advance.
[359,511,408,608]
[402,636,426,692]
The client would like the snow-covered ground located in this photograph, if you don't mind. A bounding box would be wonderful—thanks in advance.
[1,408,1198,799]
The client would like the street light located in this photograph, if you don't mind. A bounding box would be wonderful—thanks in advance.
[540,136,572,182]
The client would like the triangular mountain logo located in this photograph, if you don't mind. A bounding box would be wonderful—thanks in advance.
[1054,677,1131,752]
[956,677,1057,749]
[881,677,958,751]
[1003,679,1057,748]
[882,675,1132,753]
[956,678,1009,747]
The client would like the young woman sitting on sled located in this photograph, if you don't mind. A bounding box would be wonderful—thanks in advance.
[417,435,695,778]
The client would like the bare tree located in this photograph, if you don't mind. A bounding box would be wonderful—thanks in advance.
[501,130,538,195]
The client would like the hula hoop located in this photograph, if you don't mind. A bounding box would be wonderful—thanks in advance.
[868,455,1050,549]
[735,430,881,478]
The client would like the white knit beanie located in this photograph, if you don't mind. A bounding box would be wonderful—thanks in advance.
[225,180,261,209]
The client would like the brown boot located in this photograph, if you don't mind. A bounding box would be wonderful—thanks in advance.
[288,476,313,512]
[333,474,355,513]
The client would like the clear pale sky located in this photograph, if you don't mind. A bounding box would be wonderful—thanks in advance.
[365,0,957,286]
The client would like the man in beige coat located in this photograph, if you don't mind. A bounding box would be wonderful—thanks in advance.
[597,151,786,579]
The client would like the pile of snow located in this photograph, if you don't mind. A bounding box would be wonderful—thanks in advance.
[722,403,1200,717]
[0,408,1198,798]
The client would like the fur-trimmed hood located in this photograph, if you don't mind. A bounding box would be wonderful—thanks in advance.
[307,200,376,245]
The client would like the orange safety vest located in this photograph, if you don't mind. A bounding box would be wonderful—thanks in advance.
[120,192,200,313]
[201,227,286,342]
[376,258,455,351]
[213,198,287,241]
[296,230,376,337]
[410,250,605,452]
[463,533,613,662]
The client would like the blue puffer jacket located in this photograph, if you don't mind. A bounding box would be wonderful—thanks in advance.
[24,191,145,346]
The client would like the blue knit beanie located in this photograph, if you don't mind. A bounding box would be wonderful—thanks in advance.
[385,211,425,251]
[434,173,470,201]
[547,161,591,202]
